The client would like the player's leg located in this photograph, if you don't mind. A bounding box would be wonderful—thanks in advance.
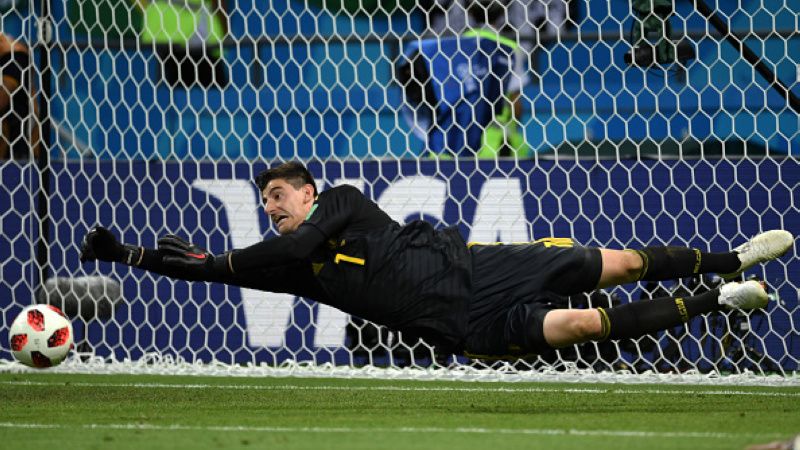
[540,308,602,348]
[541,280,769,348]
[596,230,794,288]
[596,247,739,287]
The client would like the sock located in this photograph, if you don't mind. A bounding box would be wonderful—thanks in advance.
[598,288,721,340]
[634,247,740,281]
[697,252,741,274]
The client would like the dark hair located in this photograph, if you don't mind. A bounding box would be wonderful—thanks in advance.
[254,162,318,196]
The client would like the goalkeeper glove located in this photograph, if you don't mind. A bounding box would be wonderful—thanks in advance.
[157,234,232,276]
[80,226,143,266]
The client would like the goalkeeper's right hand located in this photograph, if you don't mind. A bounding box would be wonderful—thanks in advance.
[157,234,232,276]
[80,226,142,266]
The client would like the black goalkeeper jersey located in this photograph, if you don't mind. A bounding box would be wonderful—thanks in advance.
[226,185,473,352]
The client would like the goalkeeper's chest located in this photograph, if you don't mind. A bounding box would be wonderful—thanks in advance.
[309,237,369,278]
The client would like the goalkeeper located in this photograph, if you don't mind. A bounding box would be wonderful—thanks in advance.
[80,162,794,357]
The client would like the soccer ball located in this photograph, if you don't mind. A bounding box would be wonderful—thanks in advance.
[9,305,74,368]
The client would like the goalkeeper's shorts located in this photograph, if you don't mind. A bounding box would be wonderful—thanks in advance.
[463,241,602,357]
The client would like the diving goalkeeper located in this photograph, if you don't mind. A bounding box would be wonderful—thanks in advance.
[80,162,794,357]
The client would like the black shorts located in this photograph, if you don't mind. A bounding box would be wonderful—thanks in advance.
[463,239,602,357]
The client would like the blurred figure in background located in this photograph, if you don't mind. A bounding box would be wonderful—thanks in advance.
[399,0,531,158]
[425,0,568,54]
[139,0,229,89]
[463,0,531,158]
[0,33,40,160]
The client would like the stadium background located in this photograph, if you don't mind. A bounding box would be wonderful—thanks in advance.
[2,1,798,158]
[0,0,798,373]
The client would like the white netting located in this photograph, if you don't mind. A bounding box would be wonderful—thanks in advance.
[1,355,799,387]
[0,0,798,382]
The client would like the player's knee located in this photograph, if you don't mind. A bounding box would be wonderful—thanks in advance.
[612,250,644,281]
[573,313,604,341]
[599,249,645,287]
[621,250,644,279]
[561,312,603,343]
[543,309,605,348]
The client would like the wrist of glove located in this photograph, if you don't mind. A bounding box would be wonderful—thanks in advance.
[157,234,233,276]
[80,226,143,266]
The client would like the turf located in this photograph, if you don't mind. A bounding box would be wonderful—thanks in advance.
[0,373,798,450]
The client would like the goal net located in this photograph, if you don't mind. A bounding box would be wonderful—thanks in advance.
[0,0,798,383]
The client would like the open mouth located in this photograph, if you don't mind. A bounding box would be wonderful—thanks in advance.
[273,215,289,227]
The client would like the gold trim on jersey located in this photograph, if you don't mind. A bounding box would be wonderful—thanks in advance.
[334,253,365,266]
[467,237,574,248]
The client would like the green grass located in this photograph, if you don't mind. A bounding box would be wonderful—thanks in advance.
[0,373,798,450]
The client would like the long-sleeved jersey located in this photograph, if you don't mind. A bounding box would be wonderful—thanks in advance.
[141,185,473,353]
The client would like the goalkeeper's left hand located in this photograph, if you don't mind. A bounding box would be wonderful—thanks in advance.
[157,234,232,276]
[80,226,142,266]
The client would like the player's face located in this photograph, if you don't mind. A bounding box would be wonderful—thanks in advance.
[262,179,315,234]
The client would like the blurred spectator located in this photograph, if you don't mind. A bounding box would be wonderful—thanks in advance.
[399,0,531,158]
[425,0,568,54]
[0,33,40,160]
[139,0,229,89]
[464,0,530,158]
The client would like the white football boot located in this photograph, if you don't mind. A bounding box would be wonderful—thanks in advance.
[719,230,794,280]
[718,280,769,310]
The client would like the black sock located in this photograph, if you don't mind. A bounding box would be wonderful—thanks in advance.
[598,289,721,340]
[697,252,741,274]
[635,247,740,281]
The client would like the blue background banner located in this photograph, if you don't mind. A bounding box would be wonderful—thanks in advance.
[1,159,798,370]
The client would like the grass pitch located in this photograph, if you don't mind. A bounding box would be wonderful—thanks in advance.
[0,373,798,450]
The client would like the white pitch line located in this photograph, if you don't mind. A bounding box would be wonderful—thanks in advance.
[2,379,799,397]
[0,422,785,440]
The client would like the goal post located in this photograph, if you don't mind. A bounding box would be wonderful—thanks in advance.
[0,0,798,382]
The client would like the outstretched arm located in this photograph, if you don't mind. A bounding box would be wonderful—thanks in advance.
[163,185,370,276]
[90,185,373,279]
[80,227,327,299]
[80,227,231,284]
[80,224,325,281]
[225,225,326,273]
[151,224,326,278]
